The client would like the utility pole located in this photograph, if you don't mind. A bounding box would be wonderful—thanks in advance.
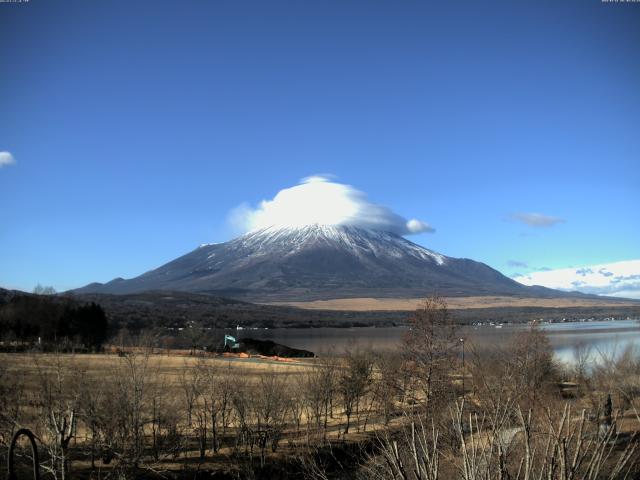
[460,337,465,400]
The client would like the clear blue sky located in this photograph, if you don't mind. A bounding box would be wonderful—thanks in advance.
[1,0,639,292]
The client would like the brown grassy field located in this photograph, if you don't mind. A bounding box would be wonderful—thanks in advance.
[0,351,318,390]
[269,295,639,311]
[0,350,402,478]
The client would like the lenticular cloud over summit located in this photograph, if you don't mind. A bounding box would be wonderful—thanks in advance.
[232,176,434,236]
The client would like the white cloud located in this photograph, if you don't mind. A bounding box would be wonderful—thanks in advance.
[406,219,434,234]
[231,175,435,235]
[513,260,640,299]
[510,212,564,227]
[0,151,15,168]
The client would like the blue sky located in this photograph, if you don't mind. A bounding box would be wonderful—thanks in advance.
[1,0,639,293]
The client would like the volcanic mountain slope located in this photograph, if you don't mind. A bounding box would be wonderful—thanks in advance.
[74,224,579,301]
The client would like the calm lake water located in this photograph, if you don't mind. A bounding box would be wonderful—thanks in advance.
[230,319,640,365]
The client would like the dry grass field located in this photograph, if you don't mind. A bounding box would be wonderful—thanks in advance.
[271,295,639,311]
[0,350,403,478]
[0,351,317,385]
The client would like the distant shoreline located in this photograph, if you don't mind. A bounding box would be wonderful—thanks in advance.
[266,295,640,311]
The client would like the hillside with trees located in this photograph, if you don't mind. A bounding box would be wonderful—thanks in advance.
[0,289,108,351]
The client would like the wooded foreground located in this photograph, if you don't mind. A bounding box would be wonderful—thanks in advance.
[1,298,640,479]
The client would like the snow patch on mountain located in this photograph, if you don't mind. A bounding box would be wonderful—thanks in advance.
[227,224,447,266]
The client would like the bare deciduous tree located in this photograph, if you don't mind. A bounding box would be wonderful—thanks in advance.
[34,355,80,480]
[507,324,557,410]
[404,297,458,412]
[338,350,373,435]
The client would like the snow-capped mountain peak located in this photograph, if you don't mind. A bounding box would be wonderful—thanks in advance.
[235,224,447,265]
[74,222,535,301]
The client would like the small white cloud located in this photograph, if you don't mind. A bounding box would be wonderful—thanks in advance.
[406,219,435,234]
[510,212,565,227]
[513,260,640,299]
[0,151,15,168]
[231,175,435,236]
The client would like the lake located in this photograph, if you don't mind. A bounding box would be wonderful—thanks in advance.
[229,319,640,365]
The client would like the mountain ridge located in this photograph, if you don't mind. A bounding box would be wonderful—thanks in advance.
[73,224,595,301]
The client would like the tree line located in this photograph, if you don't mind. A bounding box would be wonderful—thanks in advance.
[0,293,108,350]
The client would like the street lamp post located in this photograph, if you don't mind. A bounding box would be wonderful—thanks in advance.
[459,337,465,400]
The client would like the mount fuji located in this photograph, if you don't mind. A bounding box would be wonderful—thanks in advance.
[74,224,574,301]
